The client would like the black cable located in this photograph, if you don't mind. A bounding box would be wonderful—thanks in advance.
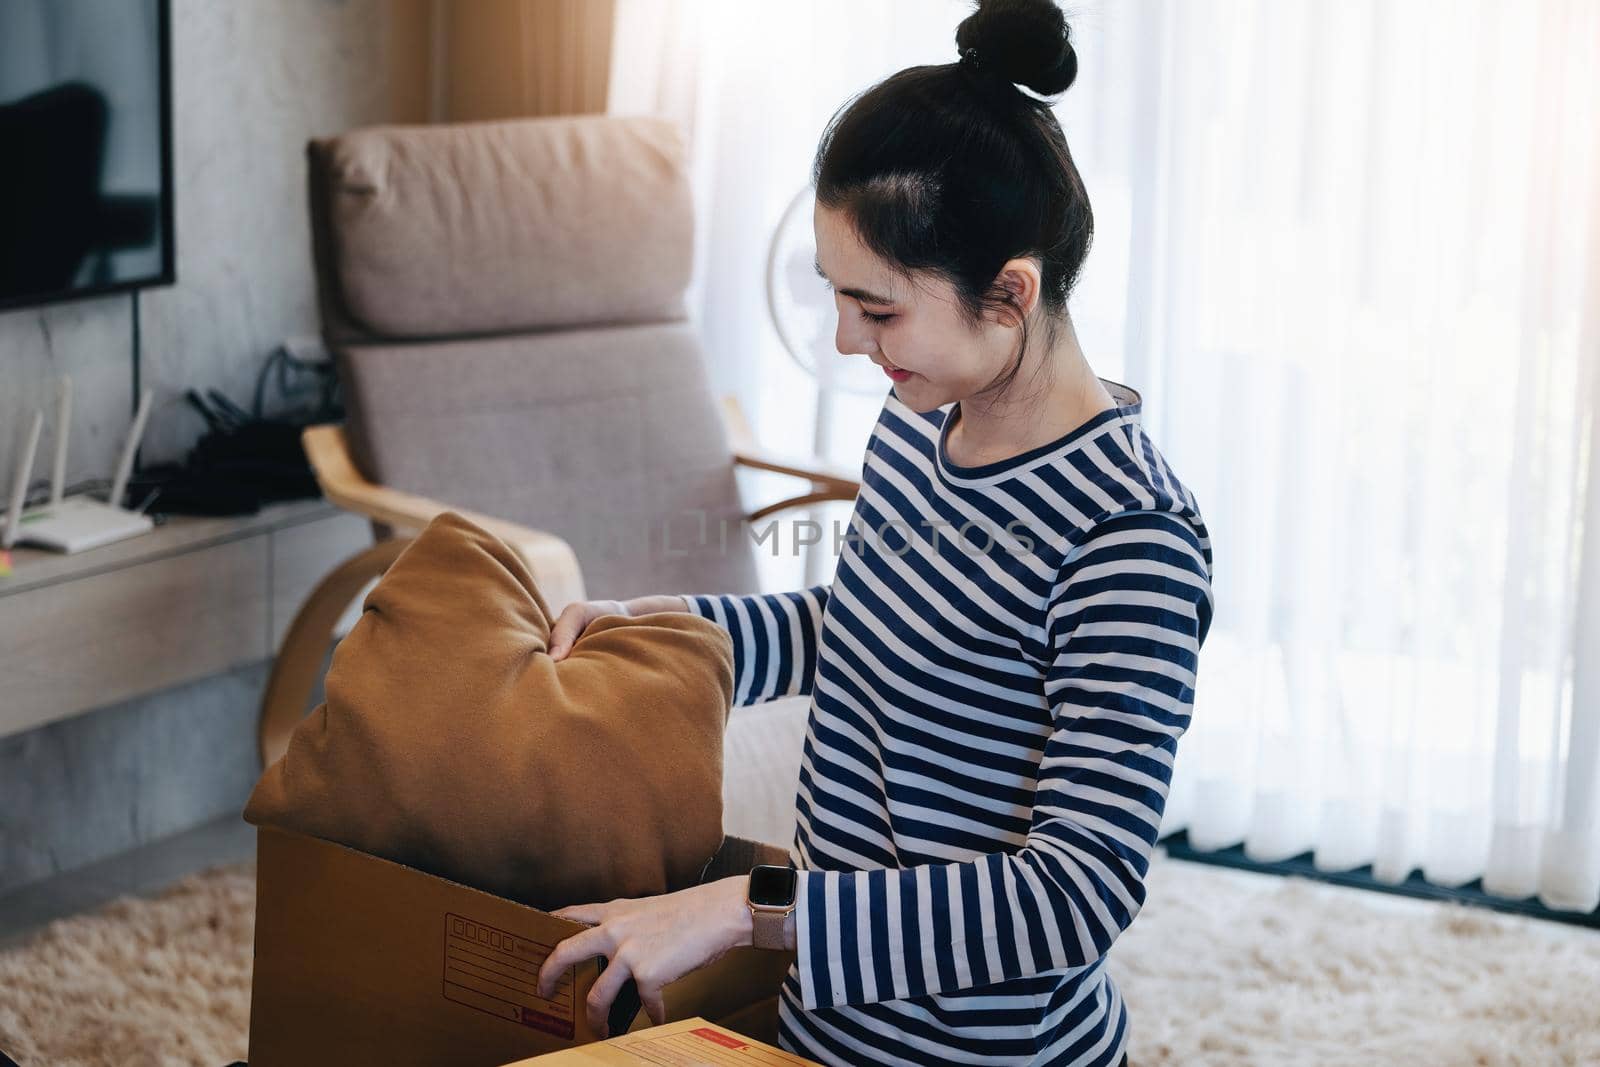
[252,344,283,419]
[206,389,249,428]
[131,290,143,475]
[253,341,338,420]
[185,389,223,432]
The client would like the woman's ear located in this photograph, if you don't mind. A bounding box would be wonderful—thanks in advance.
[992,258,1043,328]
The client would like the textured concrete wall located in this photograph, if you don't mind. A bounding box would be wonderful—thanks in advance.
[0,663,273,892]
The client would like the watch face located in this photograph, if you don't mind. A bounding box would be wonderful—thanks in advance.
[749,864,798,907]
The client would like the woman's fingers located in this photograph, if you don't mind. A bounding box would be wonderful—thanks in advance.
[638,987,668,1028]
[549,600,632,661]
[535,912,634,1037]
[539,883,739,1039]
[536,924,608,1000]
[583,950,638,1038]
[547,605,588,661]
[551,902,605,925]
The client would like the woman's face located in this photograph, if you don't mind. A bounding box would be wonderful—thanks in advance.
[813,203,1038,413]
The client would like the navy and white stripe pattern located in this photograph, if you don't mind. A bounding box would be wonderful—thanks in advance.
[680,385,1214,1065]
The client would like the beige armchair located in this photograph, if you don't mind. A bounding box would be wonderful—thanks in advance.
[260,114,859,773]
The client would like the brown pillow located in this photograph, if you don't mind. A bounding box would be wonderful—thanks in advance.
[244,511,735,909]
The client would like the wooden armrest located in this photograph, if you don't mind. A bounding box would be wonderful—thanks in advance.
[301,424,587,613]
[730,445,860,495]
[718,395,861,498]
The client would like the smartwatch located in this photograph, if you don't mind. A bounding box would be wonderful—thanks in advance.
[745,863,798,950]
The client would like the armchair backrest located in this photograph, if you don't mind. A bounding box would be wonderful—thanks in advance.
[305,115,760,600]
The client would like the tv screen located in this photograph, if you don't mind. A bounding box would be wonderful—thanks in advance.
[0,0,173,311]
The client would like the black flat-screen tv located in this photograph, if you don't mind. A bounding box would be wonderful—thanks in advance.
[0,0,174,312]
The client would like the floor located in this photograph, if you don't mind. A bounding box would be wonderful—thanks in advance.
[0,814,256,950]
[4,825,1598,1066]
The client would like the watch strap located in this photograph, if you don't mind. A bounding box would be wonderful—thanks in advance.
[751,904,791,950]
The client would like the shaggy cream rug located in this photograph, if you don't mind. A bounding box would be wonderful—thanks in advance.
[0,852,1596,1066]
[1107,861,1600,1067]
[0,863,254,1067]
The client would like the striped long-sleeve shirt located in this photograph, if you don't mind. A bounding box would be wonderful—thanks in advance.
[679,381,1214,1066]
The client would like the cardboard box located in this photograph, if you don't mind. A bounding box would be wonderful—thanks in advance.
[248,827,795,1066]
[712,994,782,1047]
[499,1016,822,1065]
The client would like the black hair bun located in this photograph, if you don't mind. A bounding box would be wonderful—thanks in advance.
[955,0,1078,97]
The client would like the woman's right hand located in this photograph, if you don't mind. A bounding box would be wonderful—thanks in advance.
[547,595,690,661]
[548,599,629,661]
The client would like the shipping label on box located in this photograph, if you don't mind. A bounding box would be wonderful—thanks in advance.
[443,912,577,1038]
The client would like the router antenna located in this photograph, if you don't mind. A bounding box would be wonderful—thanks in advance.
[4,410,44,550]
[109,388,153,510]
[50,375,72,508]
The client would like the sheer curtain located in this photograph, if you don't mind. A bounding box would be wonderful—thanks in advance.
[609,0,1600,914]
[607,0,978,593]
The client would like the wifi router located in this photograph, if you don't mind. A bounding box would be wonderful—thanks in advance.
[2,377,156,554]
[13,494,155,554]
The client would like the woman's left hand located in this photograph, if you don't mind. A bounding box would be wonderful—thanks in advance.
[535,875,751,1038]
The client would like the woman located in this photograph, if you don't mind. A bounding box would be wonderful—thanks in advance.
[534,1,1214,1063]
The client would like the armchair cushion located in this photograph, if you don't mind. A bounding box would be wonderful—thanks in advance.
[244,511,735,909]
[308,115,693,341]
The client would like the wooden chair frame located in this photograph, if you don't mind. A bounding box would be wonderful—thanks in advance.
[258,395,861,767]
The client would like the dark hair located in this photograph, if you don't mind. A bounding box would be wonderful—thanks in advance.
[811,0,1091,401]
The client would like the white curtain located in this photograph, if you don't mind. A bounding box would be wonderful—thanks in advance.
[609,0,1600,914]
[607,0,978,592]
